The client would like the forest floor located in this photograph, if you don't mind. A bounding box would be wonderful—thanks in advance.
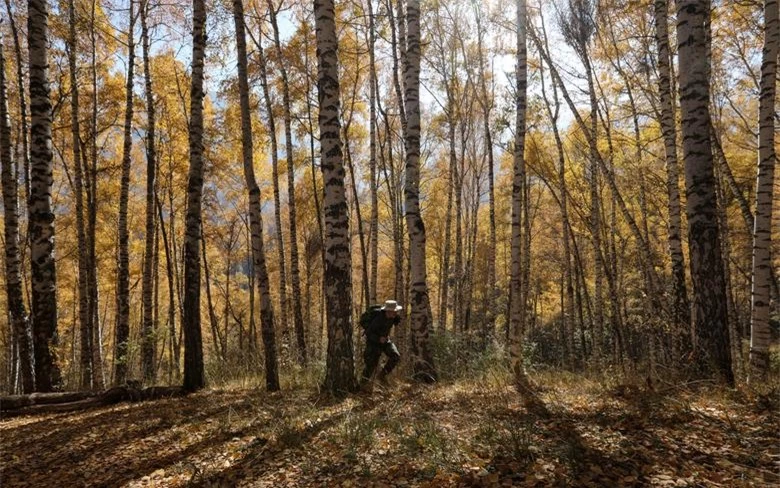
[1,370,778,487]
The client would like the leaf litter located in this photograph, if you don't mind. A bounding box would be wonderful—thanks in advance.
[1,374,777,487]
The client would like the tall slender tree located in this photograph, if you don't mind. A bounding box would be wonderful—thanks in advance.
[1,37,34,393]
[557,0,602,355]
[315,0,357,395]
[366,0,379,305]
[232,0,279,391]
[3,0,29,202]
[183,0,207,391]
[140,0,158,383]
[28,0,61,391]
[404,0,436,382]
[474,6,497,343]
[749,0,778,380]
[87,0,103,390]
[654,0,691,355]
[267,0,307,365]
[509,0,528,380]
[115,0,136,385]
[251,18,289,354]
[676,0,733,384]
[66,0,93,389]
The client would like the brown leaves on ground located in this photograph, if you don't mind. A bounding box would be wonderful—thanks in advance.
[1,372,777,487]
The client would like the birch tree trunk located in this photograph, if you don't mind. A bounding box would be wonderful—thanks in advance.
[3,0,30,202]
[66,0,93,389]
[88,0,103,390]
[386,0,407,311]
[539,43,576,367]
[28,0,61,391]
[585,55,603,358]
[714,164,742,379]
[343,105,371,308]
[302,26,326,355]
[439,141,454,334]
[475,10,497,344]
[453,125,464,335]
[676,0,733,384]
[429,8,456,333]
[367,0,379,305]
[232,0,280,389]
[183,0,207,391]
[403,0,436,383]
[156,194,179,378]
[1,39,34,393]
[387,0,407,135]
[316,0,357,395]
[654,0,692,355]
[749,0,778,380]
[509,0,528,380]
[201,228,223,362]
[377,86,405,311]
[253,23,289,354]
[140,0,157,383]
[267,0,307,365]
[115,0,135,386]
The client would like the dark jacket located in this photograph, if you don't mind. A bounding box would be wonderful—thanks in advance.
[365,312,400,344]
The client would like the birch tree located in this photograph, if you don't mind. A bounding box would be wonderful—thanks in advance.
[140,0,158,383]
[3,0,29,201]
[749,0,778,379]
[183,0,207,391]
[28,0,61,391]
[66,0,93,389]
[87,0,103,390]
[316,0,357,394]
[676,0,733,384]
[232,0,279,390]
[267,0,307,365]
[654,0,691,356]
[509,0,528,380]
[115,0,136,386]
[366,0,379,305]
[404,0,436,382]
[1,37,34,393]
[251,19,289,353]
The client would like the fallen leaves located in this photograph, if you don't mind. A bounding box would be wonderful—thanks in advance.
[0,375,777,487]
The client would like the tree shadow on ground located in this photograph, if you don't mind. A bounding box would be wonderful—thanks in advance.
[191,409,349,486]
[490,379,649,486]
[0,391,257,487]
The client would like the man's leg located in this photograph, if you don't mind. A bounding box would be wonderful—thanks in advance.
[362,343,381,383]
[378,341,400,380]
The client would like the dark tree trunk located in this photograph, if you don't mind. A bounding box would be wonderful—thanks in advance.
[115,0,136,386]
[182,0,207,391]
[140,0,158,383]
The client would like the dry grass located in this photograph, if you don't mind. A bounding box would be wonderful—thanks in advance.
[1,369,777,487]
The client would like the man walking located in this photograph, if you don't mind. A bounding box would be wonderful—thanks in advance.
[361,300,402,386]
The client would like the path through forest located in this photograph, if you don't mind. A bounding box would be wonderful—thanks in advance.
[1,373,778,487]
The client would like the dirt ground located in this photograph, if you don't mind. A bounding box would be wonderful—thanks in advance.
[1,372,777,487]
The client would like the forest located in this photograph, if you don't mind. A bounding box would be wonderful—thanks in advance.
[0,0,778,485]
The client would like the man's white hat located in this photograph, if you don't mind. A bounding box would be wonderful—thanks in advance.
[381,300,403,312]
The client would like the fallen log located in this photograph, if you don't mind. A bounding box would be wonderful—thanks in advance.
[0,391,98,410]
[0,386,186,418]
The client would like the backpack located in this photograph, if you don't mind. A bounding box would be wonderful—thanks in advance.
[359,305,383,332]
